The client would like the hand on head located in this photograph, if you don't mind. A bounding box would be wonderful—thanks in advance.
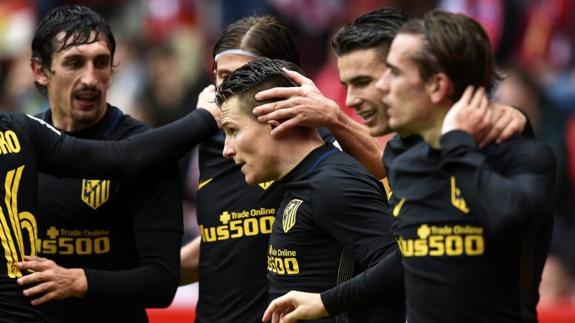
[442,85,527,147]
[442,86,491,143]
[197,84,221,127]
[253,69,341,137]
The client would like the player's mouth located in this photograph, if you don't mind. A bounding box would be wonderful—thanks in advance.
[235,160,246,171]
[74,91,100,109]
[356,109,377,125]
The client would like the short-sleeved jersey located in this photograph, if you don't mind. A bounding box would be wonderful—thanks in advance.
[268,143,401,322]
[195,130,334,323]
[0,109,216,322]
[387,131,556,323]
[35,106,183,323]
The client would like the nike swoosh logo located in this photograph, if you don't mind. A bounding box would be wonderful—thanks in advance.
[393,198,406,217]
[198,178,213,190]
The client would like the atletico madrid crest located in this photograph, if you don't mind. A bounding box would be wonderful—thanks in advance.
[282,199,302,233]
[81,179,110,210]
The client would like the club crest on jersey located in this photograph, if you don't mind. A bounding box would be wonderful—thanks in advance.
[81,179,110,210]
[282,199,302,233]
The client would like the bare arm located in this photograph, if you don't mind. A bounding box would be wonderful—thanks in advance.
[179,236,200,285]
[253,69,385,178]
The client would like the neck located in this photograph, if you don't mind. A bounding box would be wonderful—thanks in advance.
[51,106,107,132]
[275,130,324,179]
[419,102,450,149]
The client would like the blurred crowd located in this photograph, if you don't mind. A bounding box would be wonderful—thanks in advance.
[1,0,574,308]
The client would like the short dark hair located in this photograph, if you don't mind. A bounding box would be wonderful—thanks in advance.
[216,58,304,115]
[399,10,501,101]
[331,7,407,57]
[31,5,116,90]
[213,16,300,65]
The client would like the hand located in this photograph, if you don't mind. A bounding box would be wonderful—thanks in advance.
[262,291,328,323]
[478,103,526,147]
[253,69,342,137]
[196,84,221,127]
[442,86,491,144]
[17,256,87,306]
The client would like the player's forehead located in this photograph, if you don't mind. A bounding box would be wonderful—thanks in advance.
[337,48,386,82]
[387,33,423,68]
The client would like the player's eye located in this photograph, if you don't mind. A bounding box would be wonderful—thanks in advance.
[65,58,83,69]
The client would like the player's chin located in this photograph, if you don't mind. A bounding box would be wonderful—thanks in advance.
[244,172,266,186]
[243,171,258,186]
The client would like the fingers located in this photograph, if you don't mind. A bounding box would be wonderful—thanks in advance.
[255,102,295,122]
[270,118,301,138]
[281,307,304,323]
[497,118,522,143]
[479,104,526,147]
[469,86,483,109]
[262,299,281,322]
[496,107,526,143]
[17,271,47,286]
[23,255,48,262]
[18,259,51,272]
[459,85,475,106]
[30,290,59,306]
[263,294,294,322]
[479,106,507,147]
[21,278,53,297]
[282,68,312,87]
[255,87,302,102]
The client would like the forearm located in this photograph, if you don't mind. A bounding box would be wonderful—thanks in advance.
[329,112,385,178]
[179,236,200,285]
[54,109,218,179]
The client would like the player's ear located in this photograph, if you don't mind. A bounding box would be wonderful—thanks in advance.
[427,72,451,104]
[31,58,49,86]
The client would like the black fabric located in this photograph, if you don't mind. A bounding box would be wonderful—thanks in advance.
[387,130,556,323]
[268,143,402,322]
[35,106,183,323]
[0,108,216,321]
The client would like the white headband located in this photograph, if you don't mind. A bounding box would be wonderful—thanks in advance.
[214,49,259,62]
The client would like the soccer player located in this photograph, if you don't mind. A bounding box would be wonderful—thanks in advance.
[0,96,217,321]
[13,5,182,323]
[378,11,555,322]
[217,57,404,323]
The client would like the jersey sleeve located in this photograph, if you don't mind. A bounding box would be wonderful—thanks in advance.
[439,130,557,235]
[83,166,183,307]
[320,249,403,315]
[27,109,217,179]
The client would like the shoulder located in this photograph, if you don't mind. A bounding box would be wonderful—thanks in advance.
[309,151,385,202]
[493,135,556,169]
[107,105,149,137]
[383,134,422,166]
